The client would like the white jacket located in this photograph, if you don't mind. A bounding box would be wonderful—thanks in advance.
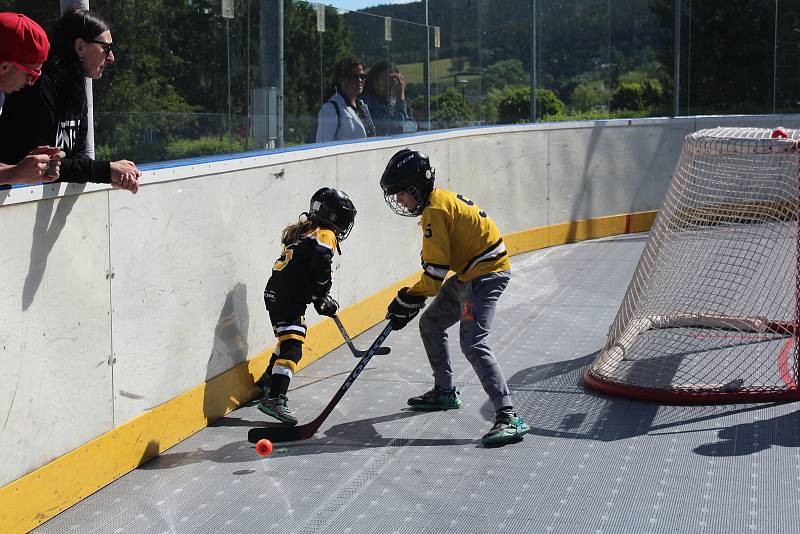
[315,92,371,143]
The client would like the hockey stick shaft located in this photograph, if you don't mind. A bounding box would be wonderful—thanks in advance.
[248,322,394,443]
[333,315,391,357]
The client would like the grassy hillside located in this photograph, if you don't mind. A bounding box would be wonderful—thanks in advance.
[396,57,482,89]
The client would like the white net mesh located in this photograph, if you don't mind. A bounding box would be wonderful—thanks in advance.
[586,127,800,402]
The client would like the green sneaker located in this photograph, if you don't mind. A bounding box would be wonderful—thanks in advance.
[257,394,298,425]
[407,386,462,410]
[481,411,529,446]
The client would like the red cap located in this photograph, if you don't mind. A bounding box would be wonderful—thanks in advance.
[0,12,49,65]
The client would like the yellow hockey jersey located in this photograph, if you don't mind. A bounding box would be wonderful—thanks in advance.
[407,188,510,298]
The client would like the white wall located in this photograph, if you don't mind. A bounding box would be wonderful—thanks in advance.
[2,115,799,486]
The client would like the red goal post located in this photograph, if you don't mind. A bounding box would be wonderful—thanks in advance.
[585,127,800,403]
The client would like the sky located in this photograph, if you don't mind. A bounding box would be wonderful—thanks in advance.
[322,0,419,12]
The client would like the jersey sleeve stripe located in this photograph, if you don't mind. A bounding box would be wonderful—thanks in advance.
[423,263,449,280]
[462,239,507,274]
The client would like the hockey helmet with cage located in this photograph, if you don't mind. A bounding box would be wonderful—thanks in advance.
[308,187,357,241]
[380,149,435,217]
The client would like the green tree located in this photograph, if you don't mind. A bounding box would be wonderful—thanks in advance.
[483,59,527,91]
[434,87,472,128]
[496,86,565,123]
[570,80,609,112]
[92,0,352,158]
[611,79,663,113]
[649,0,800,114]
[89,0,217,162]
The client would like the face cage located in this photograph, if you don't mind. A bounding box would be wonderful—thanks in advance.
[311,212,354,241]
[383,186,425,217]
[336,217,355,241]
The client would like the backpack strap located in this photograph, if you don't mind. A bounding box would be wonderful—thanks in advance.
[329,99,341,140]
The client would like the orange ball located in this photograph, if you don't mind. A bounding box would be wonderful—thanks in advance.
[256,438,273,456]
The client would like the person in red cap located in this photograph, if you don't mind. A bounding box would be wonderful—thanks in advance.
[0,6,139,192]
[0,12,48,96]
[0,12,62,186]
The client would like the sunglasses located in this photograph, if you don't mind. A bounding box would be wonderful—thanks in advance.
[90,39,114,55]
[348,73,366,82]
[12,61,41,82]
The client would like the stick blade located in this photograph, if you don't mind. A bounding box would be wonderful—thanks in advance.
[248,424,318,443]
[353,345,391,357]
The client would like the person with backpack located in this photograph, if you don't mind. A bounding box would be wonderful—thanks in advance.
[315,56,375,143]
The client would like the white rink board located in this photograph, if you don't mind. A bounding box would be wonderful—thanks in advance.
[3,115,800,487]
[0,192,113,484]
[447,130,549,231]
[547,120,688,222]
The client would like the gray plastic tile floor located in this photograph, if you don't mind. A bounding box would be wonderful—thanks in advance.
[33,233,800,533]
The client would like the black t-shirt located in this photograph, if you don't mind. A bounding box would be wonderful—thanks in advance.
[0,71,110,183]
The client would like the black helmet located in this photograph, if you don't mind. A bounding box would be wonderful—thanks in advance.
[308,187,357,241]
[380,149,435,217]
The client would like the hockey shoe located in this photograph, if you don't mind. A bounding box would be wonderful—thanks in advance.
[257,394,298,425]
[480,410,529,446]
[407,386,462,410]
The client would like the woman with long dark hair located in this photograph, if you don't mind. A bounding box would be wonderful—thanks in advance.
[0,5,139,192]
[315,56,375,143]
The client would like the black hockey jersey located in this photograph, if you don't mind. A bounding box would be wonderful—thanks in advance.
[264,227,337,315]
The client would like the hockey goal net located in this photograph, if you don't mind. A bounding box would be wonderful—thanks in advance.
[585,127,800,402]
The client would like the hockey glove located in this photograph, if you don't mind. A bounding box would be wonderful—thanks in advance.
[313,294,339,317]
[386,287,426,330]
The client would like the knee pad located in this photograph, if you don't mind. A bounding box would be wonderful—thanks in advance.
[274,338,303,373]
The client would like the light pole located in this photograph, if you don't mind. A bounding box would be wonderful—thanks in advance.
[457,79,469,102]
[424,0,431,130]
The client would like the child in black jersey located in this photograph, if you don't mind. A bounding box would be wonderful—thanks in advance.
[256,187,357,425]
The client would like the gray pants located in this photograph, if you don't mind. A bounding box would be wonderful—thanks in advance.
[418,270,512,411]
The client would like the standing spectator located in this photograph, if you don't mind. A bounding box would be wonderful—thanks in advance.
[0,5,140,193]
[363,61,417,137]
[0,12,62,186]
[315,56,375,143]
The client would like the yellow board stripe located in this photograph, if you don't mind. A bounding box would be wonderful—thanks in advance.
[0,211,657,534]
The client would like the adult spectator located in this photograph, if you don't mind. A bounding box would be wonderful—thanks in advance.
[0,6,140,193]
[315,56,375,143]
[363,61,417,137]
[0,12,62,186]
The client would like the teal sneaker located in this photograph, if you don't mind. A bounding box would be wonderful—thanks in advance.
[481,411,529,446]
[257,394,298,426]
[407,386,462,410]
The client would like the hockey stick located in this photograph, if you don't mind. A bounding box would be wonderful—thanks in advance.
[248,321,394,443]
[333,315,391,358]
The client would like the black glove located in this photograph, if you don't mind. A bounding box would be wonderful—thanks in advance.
[386,287,426,330]
[313,294,339,317]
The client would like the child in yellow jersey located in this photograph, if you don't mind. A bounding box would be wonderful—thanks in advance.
[380,149,529,447]
[256,187,357,425]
